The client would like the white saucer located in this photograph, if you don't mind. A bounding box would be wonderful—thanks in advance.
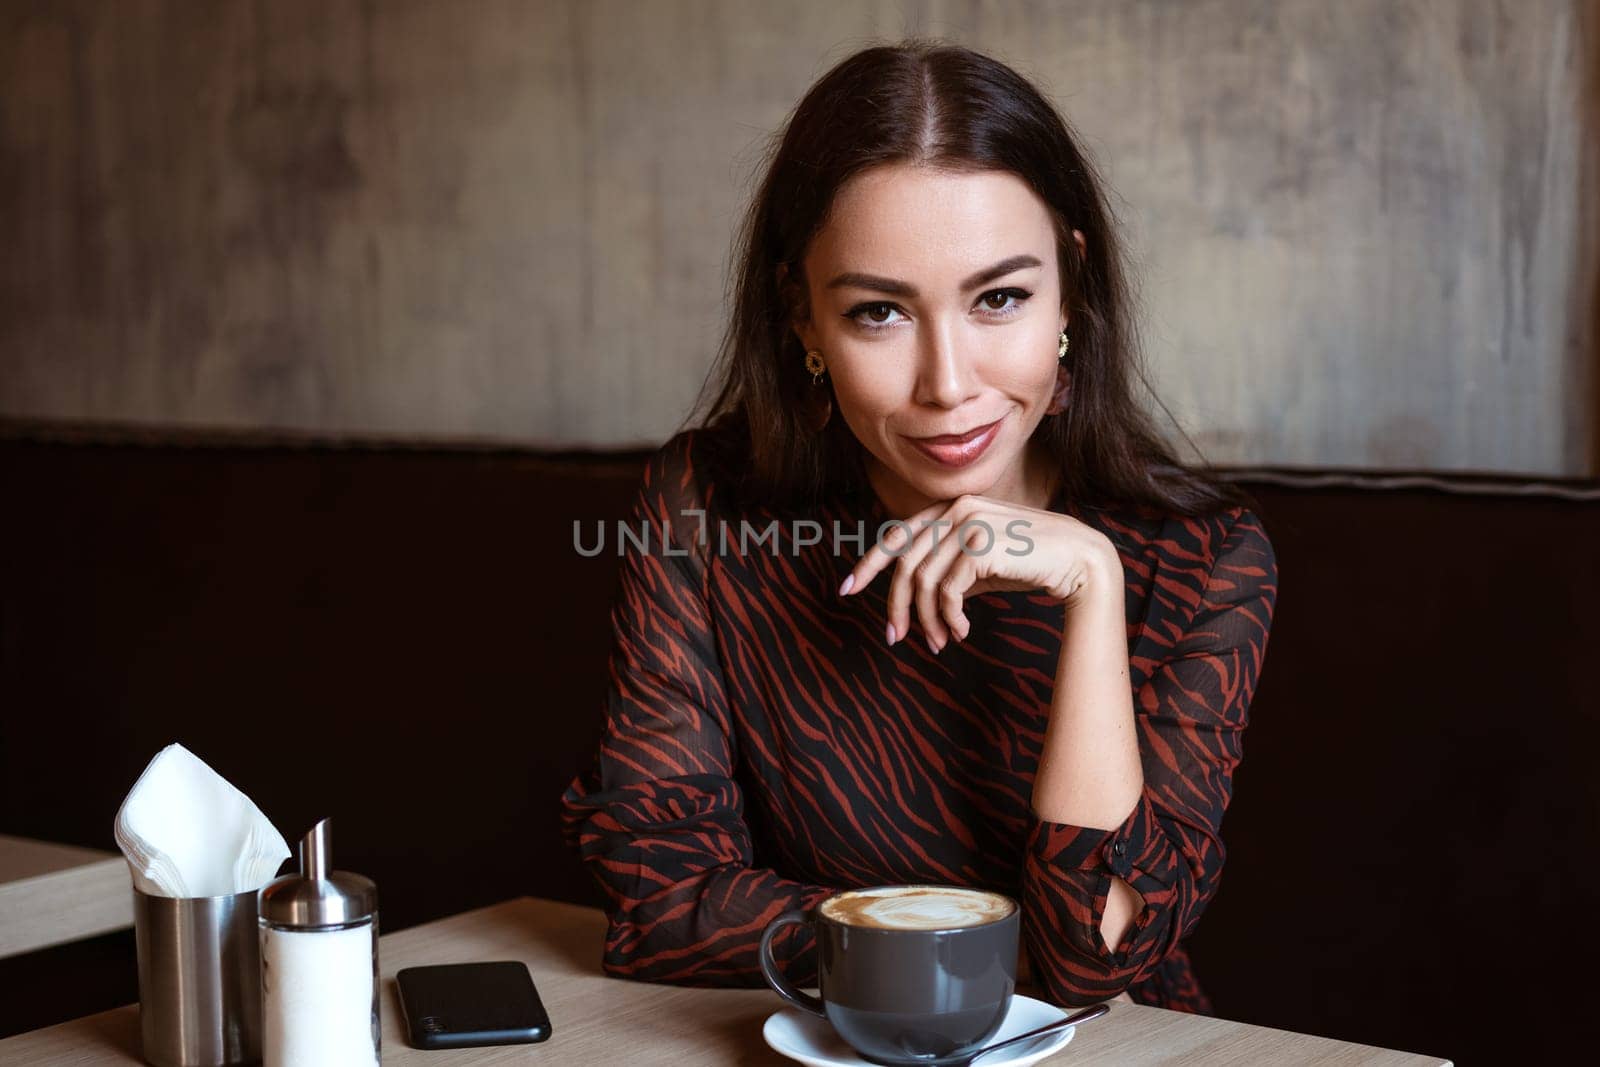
[762,994,1076,1067]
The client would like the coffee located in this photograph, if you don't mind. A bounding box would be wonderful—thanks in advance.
[818,885,1014,931]
[761,885,1021,1065]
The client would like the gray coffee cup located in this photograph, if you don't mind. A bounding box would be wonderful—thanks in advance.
[759,885,1019,1066]
[132,886,263,1067]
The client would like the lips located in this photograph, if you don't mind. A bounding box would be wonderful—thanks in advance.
[907,417,1004,469]
[914,419,1003,445]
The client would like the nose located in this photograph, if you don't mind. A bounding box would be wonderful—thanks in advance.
[912,320,981,410]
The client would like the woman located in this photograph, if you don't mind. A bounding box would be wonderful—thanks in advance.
[562,40,1277,1013]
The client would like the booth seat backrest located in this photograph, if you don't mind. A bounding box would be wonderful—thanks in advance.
[2,437,1597,1060]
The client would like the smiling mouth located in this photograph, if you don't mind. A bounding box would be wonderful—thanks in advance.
[913,419,1003,444]
[905,417,1005,470]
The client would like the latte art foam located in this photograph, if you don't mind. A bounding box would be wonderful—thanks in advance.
[819,886,1015,931]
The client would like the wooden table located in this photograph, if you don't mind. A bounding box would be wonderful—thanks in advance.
[0,897,1450,1065]
[0,835,132,959]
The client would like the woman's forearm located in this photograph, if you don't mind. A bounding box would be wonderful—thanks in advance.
[1033,553,1143,829]
[1032,549,1146,951]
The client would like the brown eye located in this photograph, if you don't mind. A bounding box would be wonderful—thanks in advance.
[979,288,1031,315]
[845,302,906,330]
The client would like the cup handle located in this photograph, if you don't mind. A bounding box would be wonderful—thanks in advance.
[759,909,825,1017]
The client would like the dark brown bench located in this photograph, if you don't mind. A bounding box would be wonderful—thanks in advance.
[3,432,1596,1061]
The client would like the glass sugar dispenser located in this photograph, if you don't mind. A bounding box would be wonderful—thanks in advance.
[258,818,379,1067]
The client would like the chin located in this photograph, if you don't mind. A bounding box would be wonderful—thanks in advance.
[904,448,1014,498]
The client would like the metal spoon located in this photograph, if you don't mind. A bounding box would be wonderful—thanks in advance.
[961,1002,1112,1064]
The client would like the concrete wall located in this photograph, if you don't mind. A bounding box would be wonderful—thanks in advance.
[1,0,1595,474]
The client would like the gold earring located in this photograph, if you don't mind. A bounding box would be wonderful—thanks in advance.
[1057,331,1070,360]
[804,349,827,385]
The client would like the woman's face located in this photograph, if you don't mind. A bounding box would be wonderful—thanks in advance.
[793,163,1073,517]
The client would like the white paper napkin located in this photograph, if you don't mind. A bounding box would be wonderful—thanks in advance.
[114,743,290,898]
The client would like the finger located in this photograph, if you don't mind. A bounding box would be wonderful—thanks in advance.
[886,518,946,646]
[842,501,946,597]
[885,504,969,645]
[938,537,985,643]
[913,550,948,653]
[917,515,988,650]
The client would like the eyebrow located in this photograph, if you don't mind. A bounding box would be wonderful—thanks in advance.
[824,253,1044,298]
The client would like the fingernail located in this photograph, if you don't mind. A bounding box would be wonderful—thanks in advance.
[927,636,942,655]
[838,574,854,596]
[886,622,897,645]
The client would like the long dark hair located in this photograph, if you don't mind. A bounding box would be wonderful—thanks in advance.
[687,39,1249,518]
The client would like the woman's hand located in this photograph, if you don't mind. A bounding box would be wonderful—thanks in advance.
[838,495,1123,653]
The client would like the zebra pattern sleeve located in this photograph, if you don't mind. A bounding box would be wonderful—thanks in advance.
[1021,508,1278,1005]
[561,435,835,986]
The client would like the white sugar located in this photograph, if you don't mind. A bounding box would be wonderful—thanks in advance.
[262,923,378,1067]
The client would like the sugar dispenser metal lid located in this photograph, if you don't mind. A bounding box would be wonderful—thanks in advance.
[259,818,377,927]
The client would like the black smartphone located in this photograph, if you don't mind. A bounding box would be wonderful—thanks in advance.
[395,961,552,1049]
